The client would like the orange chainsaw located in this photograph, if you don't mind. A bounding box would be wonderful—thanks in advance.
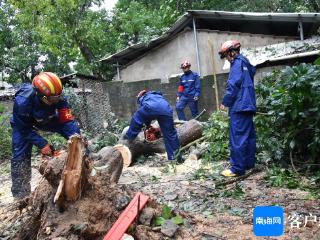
[41,148,63,160]
[144,125,162,142]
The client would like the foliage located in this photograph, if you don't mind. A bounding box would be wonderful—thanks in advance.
[154,205,184,226]
[0,103,5,113]
[220,184,245,199]
[265,165,320,197]
[265,166,300,189]
[2,0,319,84]
[255,63,320,165]
[87,131,118,152]
[0,114,12,162]
[45,132,67,150]
[5,0,115,81]
[202,111,229,162]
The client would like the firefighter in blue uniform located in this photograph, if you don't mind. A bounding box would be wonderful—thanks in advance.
[219,40,256,177]
[124,90,180,162]
[10,72,80,198]
[176,61,200,120]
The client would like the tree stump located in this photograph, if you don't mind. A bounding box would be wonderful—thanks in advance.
[11,135,127,239]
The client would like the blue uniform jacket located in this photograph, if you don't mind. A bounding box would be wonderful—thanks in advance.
[222,54,256,113]
[138,91,173,116]
[10,84,79,149]
[177,71,200,98]
[126,91,173,139]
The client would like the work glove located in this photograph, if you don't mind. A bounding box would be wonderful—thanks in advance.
[41,144,54,156]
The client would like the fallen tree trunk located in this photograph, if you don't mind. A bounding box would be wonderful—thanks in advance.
[176,119,203,146]
[111,119,203,167]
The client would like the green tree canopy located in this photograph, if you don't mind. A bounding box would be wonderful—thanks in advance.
[1,0,318,83]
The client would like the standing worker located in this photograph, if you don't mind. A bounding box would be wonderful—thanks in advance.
[218,40,256,177]
[176,60,200,120]
[124,90,182,162]
[10,72,80,199]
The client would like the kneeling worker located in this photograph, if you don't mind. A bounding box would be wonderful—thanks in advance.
[124,90,181,162]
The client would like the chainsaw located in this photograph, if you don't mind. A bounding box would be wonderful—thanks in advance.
[143,125,162,142]
[41,148,63,160]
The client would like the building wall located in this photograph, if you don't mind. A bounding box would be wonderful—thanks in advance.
[197,30,294,77]
[117,30,295,83]
[80,75,226,122]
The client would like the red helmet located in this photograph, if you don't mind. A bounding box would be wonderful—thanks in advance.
[180,60,191,69]
[32,72,62,96]
[137,89,148,104]
[219,40,241,59]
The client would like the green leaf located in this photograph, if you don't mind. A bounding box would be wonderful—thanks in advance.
[162,205,172,220]
[171,215,184,225]
[154,216,165,226]
[314,56,320,65]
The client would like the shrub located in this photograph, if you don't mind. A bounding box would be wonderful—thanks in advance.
[255,63,320,166]
[203,111,229,162]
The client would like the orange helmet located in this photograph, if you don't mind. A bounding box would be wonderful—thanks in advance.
[137,89,148,98]
[219,40,241,59]
[32,72,62,96]
[180,60,191,69]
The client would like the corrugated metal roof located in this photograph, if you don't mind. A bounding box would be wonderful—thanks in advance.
[99,10,320,65]
[189,10,320,22]
[222,36,320,70]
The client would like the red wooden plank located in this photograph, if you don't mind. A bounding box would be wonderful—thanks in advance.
[103,192,149,240]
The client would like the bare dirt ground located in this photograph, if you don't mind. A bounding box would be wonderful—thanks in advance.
[1,154,320,240]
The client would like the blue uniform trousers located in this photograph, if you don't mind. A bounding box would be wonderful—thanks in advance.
[229,112,256,175]
[176,95,198,120]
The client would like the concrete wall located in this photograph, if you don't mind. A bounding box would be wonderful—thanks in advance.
[80,73,228,124]
[118,30,197,83]
[197,30,294,77]
[117,30,295,83]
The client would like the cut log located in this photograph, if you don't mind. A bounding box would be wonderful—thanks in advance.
[94,145,124,183]
[117,119,203,167]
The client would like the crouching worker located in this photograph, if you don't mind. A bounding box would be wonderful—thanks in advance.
[10,72,80,199]
[124,90,182,162]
